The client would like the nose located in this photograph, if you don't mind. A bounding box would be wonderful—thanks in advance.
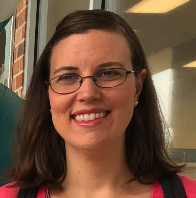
[76,77,101,102]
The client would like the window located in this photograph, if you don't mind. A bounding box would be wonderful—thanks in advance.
[0,17,14,88]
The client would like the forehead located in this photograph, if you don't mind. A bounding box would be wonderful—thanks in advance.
[50,30,132,75]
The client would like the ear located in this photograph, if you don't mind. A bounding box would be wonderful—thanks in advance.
[134,69,146,103]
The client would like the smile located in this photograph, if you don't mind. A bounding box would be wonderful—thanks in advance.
[74,112,108,122]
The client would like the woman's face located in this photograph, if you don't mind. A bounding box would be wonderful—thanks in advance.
[49,30,145,150]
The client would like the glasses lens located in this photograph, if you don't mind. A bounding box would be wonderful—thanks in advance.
[50,74,81,94]
[94,68,127,87]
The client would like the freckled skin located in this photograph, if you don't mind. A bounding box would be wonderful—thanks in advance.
[49,30,143,150]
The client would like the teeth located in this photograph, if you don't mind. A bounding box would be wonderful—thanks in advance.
[75,115,79,120]
[84,114,89,121]
[80,115,84,121]
[90,113,95,120]
[74,112,107,121]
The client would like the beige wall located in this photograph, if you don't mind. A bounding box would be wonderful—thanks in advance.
[169,38,196,149]
[47,0,90,41]
[148,45,196,149]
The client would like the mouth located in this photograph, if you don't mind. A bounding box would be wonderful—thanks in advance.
[71,111,110,122]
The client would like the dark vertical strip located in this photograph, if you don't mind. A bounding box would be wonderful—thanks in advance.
[0,17,11,32]
[101,0,105,10]
[33,0,40,67]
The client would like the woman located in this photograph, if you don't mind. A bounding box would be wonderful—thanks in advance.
[1,9,196,198]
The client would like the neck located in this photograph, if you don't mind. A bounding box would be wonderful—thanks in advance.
[50,136,154,198]
[63,135,133,191]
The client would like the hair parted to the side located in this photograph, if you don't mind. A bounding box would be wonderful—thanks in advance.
[9,9,183,190]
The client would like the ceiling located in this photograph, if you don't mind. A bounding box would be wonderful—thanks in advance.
[122,0,196,56]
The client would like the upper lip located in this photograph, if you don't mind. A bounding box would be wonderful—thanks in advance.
[72,108,110,115]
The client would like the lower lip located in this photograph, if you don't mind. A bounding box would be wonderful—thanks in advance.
[72,114,108,127]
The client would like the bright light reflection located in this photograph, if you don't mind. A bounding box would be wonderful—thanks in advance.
[152,69,173,123]
[183,61,196,68]
[126,0,190,13]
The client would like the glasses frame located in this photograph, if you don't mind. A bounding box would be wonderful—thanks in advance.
[46,68,139,95]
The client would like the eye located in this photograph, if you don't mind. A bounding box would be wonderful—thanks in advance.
[56,74,79,85]
[95,69,123,80]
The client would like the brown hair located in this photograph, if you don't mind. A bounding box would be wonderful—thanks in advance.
[10,9,183,189]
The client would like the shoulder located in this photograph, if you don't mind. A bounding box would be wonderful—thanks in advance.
[180,176,196,198]
[152,175,196,198]
[152,180,164,198]
[0,183,19,198]
[0,183,46,198]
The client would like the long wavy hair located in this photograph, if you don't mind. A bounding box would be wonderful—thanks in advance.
[10,9,183,190]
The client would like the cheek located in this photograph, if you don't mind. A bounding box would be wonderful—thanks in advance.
[49,91,62,113]
[118,94,135,123]
[48,91,73,129]
[122,85,136,120]
[49,89,72,112]
[109,82,136,108]
[107,84,136,127]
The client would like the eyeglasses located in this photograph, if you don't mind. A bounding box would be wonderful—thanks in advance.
[46,68,138,94]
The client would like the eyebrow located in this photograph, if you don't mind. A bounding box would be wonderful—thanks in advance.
[53,66,78,75]
[98,61,126,69]
[53,62,126,75]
